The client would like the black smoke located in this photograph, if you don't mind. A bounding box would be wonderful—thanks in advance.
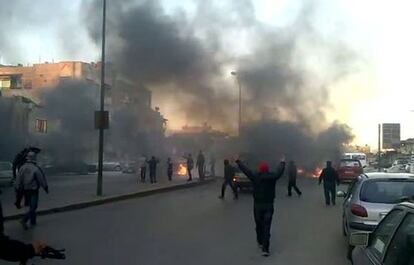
[36,80,97,164]
[83,0,356,166]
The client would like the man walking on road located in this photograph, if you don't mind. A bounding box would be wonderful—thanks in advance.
[219,159,238,200]
[147,156,159,184]
[319,161,340,206]
[167,157,173,181]
[287,160,302,197]
[236,159,285,256]
[186,154,194,182]
[196,151,205,181]
[15,152,48,229]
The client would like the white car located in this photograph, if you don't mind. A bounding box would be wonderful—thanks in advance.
[0,161,13,186]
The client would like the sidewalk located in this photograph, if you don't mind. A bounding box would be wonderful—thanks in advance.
[1,172,215,220]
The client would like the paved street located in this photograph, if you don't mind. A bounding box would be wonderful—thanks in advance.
[1,172,192,217]
[3,177,350,265]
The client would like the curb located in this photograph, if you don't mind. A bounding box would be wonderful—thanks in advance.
[4,178,216,221]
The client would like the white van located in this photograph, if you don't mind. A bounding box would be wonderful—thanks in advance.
[342,153,367,168]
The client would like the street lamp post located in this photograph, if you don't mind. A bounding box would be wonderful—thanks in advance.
[231,71,242,136]
[97,0,107,196]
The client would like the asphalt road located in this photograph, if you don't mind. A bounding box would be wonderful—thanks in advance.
[3,177,350,265]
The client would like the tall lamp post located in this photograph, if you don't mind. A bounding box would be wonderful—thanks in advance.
[97,0,107,196]
[231,71,242,136]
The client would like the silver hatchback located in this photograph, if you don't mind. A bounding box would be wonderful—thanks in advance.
[338,172,414,258]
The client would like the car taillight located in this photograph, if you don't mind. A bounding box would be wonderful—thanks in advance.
[351,204,368,217]
[233,176,238,182]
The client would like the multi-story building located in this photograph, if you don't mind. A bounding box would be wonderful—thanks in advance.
[0,61,166,162]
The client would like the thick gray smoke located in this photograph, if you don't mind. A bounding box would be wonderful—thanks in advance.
[36,80,97,164]
[83,0,355,166]
[0,98,30,161]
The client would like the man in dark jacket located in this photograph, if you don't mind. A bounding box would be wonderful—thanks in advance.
[186,154,194,181]
[287,160,302,197]
[167,157,173,181]
[196,151,205,181]
[147,156,159,184]
[219,159,238,199]
[236,159,285,256]
[0,234,46,262]
[319,161,340,206]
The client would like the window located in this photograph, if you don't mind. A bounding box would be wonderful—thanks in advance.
[384,213,414,265]
[360,180,414,204]
[0,77,11,89]
[368,210,405,259]
[10,75,22,89]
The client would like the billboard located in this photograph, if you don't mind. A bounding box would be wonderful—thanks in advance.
[382,123,401,149]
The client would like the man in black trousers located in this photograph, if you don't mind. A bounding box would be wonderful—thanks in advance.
[236,159,285,256]
[219,159,238,200]
[319,161,340,206]
[287,160,302,197]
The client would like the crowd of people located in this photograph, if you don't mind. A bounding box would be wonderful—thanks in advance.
[0,145,341,262]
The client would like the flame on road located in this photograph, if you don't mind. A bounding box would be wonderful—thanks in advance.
[310,167,323,178]
[298,166,322,178]
[178,163,187,176]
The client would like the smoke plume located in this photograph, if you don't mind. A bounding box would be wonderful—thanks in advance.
[83,0,355,165]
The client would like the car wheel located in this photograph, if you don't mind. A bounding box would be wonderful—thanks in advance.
[342,218,347,237]
[347,244,354,260]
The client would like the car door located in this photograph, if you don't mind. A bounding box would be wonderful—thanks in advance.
[352,209,405,265]
[383,213,414,265]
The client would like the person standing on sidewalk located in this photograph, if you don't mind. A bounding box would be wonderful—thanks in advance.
[235,159,285,257]
[186,154,194,181]
[139,156,147,183]
[287,160,302,197]
[209,154,216,177]
[15,151,48,230]
[196,151,205,181]
[147,156,159,184]
[219,159,238,199]
[167,157,173,181]
[319,161,340,206]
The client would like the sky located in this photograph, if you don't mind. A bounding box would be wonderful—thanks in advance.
[2,0,414,149]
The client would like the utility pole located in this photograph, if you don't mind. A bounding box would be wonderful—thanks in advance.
[231,71,242,136]
[97,0,107,196]
[378,124,381,172]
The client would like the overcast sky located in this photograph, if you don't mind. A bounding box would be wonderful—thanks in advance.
[1,0,414,148]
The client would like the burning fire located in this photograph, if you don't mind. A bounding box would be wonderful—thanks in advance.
[310,167,323,179]
[177,163,187,176]
[298,166,322,178]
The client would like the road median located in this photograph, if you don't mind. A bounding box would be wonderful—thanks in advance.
[4,178,216,221]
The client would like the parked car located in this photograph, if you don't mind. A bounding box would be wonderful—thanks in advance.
[103,162,122,171]
[42,161,89,175]
[122,161,138,174]
[232,167,251,190]
[337,159,363,183]
[0,161,13,186]
[350,201,414,265]
[337,172,414,258]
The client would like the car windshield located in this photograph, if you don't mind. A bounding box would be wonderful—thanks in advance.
[360,180,414,204]
[340,160,361,167]
[0,162,11,171]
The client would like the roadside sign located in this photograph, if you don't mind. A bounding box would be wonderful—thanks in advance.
[95,110,109,129]
[382,123,400,149]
